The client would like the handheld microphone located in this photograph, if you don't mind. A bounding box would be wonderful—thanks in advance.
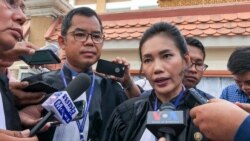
[146,103,185,140]
[185,88,208,108]
[29,73,91,137]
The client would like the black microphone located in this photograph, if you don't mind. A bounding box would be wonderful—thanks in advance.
[29,73,91,137]
[158,103,176,141]
[146,103,185,140]
[185,88,208,108]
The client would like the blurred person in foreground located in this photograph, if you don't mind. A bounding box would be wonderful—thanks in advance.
[190,99,250,141]
[0,0,46,140]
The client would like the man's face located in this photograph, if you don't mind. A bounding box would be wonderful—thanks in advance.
[183,45,206,88]
[0,0,26,51]
[59,15,103,72]
[234,71,250,96]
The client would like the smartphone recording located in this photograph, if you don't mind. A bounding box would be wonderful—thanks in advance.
[20,49,61,65]
[96,59,126,78]
[22,81,58,94]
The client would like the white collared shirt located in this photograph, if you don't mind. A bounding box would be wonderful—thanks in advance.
[140,128,156,141]
[53,92,89,141]
[0,92,6,129]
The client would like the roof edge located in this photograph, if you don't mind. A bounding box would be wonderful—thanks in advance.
[100,2,250,21]
[44,17,63,40]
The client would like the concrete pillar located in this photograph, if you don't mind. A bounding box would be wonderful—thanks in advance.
[29,16,53,47]
[96,0,106,13]
[25,0,73,46]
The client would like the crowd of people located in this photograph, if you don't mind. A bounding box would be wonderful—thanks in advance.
[0,0,250,141]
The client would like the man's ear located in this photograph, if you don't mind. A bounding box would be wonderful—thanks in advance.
[183,53,191,71]
[58,35,66,50]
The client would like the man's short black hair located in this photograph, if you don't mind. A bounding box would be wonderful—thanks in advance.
[227,47,250,75]
[61,7,103,36]
[185,37,206,59]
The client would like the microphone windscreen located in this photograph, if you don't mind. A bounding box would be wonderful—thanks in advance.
[65,73,91,101]
[160,102,175,111]
[186,88,208,107]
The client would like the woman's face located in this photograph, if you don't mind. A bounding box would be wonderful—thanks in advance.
[141,34,189,96]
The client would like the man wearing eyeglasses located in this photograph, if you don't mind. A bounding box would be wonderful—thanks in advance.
[190,47,250,141]
[183,37,213,99]
[23,7,140,141]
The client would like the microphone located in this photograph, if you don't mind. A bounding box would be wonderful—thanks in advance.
[185,88,208,108]
[29,73,91,137]
[146,103,185,140]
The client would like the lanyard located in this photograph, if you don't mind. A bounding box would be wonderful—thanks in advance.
[154,86,185,111]
[60,67,95,141]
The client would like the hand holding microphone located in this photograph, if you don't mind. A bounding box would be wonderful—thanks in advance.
[29,73,91,137]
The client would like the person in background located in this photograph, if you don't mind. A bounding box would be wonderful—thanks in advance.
[102,22,209,141]
[183,37,213,98]
[23,7,140,141]
[0,0,41,140]
[192,47,250,140]
[190,98,250,141]
[220,47,250,103]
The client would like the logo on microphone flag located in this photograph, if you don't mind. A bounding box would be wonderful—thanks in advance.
[42,91,79,124]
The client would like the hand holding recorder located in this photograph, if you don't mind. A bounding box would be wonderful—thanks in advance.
[29,73,91,137]
[190,99,249,141]
[96,58,140,98]
[0,41,37,62]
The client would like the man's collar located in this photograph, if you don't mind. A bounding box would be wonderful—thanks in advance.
[64,63,78,77]
[235,84,244,94]
[63,63,93,77]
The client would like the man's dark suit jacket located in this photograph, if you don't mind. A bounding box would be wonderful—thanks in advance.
[22,66,127,141]
[0,74,22,130]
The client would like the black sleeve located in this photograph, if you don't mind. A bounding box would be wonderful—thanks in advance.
[98,78,127,138]
[102,108,127,141]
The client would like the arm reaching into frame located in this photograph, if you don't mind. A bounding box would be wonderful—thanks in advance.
[190,99,249,141]
[0,129,38,141]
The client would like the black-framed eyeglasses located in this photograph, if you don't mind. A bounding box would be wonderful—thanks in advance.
[67,30,104,44]
[190,62,208,71]
[3,0,26,13]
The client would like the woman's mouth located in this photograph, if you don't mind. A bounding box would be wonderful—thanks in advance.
[154,77,170,87]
